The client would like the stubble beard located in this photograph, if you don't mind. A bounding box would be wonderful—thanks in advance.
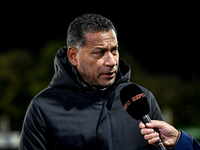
[77,59,117,89]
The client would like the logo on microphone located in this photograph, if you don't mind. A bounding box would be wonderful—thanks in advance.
[123,93,145,110]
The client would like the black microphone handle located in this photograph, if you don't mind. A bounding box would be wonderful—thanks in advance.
[142,115,167,150]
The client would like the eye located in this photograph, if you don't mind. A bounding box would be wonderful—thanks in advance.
[111,48,118,55]
[92,50,104,58]
[94,50,104,54]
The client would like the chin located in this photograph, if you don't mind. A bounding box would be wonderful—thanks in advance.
[101,79,116,87]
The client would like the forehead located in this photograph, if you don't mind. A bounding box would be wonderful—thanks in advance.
[84,29,118,47]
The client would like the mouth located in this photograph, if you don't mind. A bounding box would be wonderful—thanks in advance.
[101,71,116,78]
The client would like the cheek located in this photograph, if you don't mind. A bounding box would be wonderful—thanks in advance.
[78,58,99,75]
[90,63,101,75]
[78,53,104,75]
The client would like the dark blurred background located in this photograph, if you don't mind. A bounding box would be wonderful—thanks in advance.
[1,0,200,149]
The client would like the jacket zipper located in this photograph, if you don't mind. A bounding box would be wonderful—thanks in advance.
[102,91,111,105]
[96,90,112,149]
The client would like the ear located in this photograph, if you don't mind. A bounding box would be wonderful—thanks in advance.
[67,46,78,66]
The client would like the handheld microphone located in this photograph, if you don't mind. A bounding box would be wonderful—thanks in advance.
[120,83,166,150]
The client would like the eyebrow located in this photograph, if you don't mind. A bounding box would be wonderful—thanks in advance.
[95,44,118,50]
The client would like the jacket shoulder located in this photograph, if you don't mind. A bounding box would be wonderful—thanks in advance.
[136,84,154,100]
[32,86,67,104]
[118,82,154,100]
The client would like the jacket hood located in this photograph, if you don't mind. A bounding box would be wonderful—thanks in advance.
[49,46,131,89]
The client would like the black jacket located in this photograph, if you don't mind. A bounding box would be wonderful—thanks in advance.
[19,46,163,150]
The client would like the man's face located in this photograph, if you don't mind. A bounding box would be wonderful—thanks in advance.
[76,29,119,89]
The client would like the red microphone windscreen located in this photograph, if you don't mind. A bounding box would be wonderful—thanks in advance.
[120,84,150,120]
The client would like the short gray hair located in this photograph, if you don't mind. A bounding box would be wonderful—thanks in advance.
[67,13,117,51]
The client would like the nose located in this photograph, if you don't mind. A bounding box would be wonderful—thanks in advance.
[104,52,117,67]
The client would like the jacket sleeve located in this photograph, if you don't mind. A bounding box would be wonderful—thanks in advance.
[139,85,164,150]
[174,130,200,150]
[139,85,164,121]
[19,100,47,150]
[149,92,164,121]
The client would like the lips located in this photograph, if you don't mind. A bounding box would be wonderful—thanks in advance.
[101,71,116,78]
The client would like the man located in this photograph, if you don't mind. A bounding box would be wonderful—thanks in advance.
[140,120,200,150]
[19,13,163,150]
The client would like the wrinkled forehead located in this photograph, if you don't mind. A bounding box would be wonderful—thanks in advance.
[85,29,118,48]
